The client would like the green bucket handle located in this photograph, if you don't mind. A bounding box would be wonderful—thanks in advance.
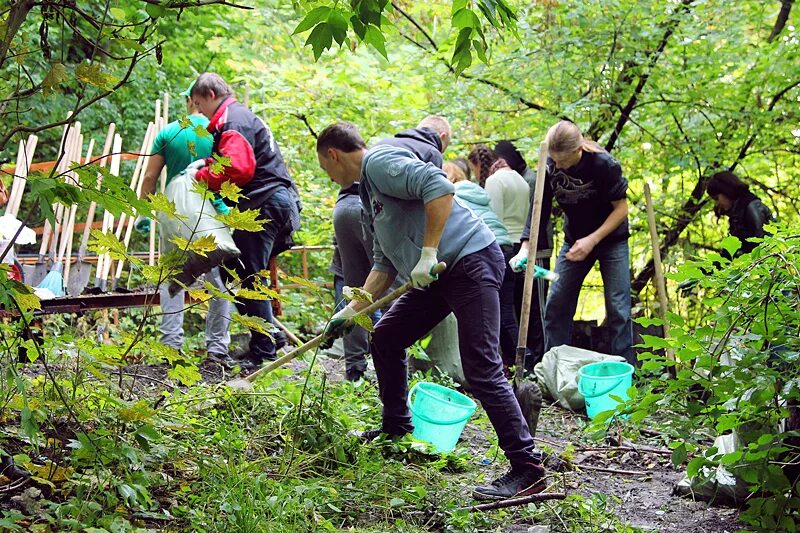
[408,383,475,425]
[578,376,625,399]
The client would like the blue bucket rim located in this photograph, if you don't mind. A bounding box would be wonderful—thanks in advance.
[409,382,477,425]
[578,361,634,380]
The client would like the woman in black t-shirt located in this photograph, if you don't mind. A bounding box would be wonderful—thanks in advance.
[706,171,772,256]
[512,121,633,363]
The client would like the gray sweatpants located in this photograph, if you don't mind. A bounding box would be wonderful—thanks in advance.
[159,267,231,355]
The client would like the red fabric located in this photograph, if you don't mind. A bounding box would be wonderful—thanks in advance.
[207,97,236,133]
[196,130,257,191]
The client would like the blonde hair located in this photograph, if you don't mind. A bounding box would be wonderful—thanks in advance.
[418,115,452,140]
[546,120,604,156]
[443,161,467,183]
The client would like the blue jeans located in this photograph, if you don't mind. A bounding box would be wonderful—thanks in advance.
[544,239,633,364]
[225,188,297,361]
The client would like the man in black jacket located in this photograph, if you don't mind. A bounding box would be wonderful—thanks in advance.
[190,72,301,368]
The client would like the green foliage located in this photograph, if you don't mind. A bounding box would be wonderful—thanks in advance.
[631,225,800,529]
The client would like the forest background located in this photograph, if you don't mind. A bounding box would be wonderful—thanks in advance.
[0,0,798,531]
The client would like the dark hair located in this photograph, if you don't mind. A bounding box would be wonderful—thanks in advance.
[190,73,233,99]
[467,144,498,185]
[452,158,471,180]
[707,171,749,199]
[316,122,367,153]
[494,140,527,175]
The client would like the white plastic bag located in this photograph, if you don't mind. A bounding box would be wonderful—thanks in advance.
[158,172,240,292]
[534,345,625,411]
[675,432,751,506]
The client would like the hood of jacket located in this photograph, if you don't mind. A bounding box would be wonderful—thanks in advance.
[454,180,490,206]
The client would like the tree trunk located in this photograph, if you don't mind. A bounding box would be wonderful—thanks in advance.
[0,0,36,70]
[768,0,794,42]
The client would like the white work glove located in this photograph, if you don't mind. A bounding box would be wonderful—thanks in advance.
[322,305,357,348]
[509,248,528,273]
[187,158,207,171]
[410,247,440,288]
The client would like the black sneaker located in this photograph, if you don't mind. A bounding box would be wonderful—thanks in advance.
[356,427,410,442]
[472,463,546,501]
[345,368,366,382]
[272,328,287,351]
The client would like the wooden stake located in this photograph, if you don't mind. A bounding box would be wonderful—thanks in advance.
[643,181,675,365]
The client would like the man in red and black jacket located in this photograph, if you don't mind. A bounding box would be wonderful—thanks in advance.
[189,73,301,368]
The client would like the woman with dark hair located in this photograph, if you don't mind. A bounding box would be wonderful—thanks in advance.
[706,172,772,255]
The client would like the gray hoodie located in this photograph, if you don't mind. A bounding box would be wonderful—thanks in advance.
[359,144,495,277]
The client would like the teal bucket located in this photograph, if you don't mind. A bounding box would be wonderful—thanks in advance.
[409,382,477,452]
[578,361,635,419]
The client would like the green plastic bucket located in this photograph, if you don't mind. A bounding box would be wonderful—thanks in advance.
[409,382,477,452]
[578,361,634,419]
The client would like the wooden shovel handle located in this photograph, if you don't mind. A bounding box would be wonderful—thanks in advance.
[242,262,447,384]
[516,141,549,385]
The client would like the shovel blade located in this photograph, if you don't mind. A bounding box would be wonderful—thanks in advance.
[516,380,543,438]
[22,262,50,287]
[67,260,93,296]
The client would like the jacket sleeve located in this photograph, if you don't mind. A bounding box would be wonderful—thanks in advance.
[365,147,453,203]
[195,127,256,191]
[745,200,770,239]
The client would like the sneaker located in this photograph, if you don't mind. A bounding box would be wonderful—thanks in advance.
[356,427,410,442]
[472,463,546,501]
[272,328,287,351]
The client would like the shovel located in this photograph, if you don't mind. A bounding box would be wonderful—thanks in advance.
[68,124,115,296]
[227,262,447,391]
[514,141,550,438]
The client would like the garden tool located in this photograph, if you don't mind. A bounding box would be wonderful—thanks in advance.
[643,181,676,367]
[514,141,549,438]
[227,262,447,391]
[63,138,94,291]
[37,127,83,299]
[68,124,116,296]
[24,123,74,285]
[89,134,122,293]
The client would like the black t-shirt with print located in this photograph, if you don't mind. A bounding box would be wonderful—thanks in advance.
[521,150,628,245]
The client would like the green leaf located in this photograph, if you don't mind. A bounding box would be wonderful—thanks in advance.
[389,497,405,508]
[215,208,266,232]
[364,25,387,59]
[293,7,332,35]
[145,3,167,18]
[342,286,372,303]
[328,10,349,46]
[167,364,202,387]
[671,443,687,466]
[109,7,126,20]
[42,63,68,95]
[306,23,334,61]
[89,229,128,260]
[75,63,118,90]
[219,181,244,203]
[721,236,741,257]
[352,313,374,332]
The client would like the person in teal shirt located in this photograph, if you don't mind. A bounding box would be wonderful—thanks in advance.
[139,83,231,362]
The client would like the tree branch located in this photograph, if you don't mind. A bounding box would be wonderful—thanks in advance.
[768,0,794,42]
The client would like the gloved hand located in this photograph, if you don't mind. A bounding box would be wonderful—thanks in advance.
[509,249,528,273]
[134,216,151,234]
[410,247,439,288]
[187,159,207,171]
[321,305,357,349]
[210,194,231,215]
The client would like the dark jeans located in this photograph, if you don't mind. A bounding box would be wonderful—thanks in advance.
[370,243,539,467]
[499,245,520,366]
[544,239,633,364]
[225,188,296,360]
[334,274,380,375]
[513,249,550,370]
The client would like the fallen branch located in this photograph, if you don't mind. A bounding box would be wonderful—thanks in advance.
[578,445,673,456]
[465,492,567,512]
[577,464,649,476]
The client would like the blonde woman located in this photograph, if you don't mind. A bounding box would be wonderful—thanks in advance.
[511,121,633,363]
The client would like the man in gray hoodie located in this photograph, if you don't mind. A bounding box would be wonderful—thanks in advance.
[316,121,545,501]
